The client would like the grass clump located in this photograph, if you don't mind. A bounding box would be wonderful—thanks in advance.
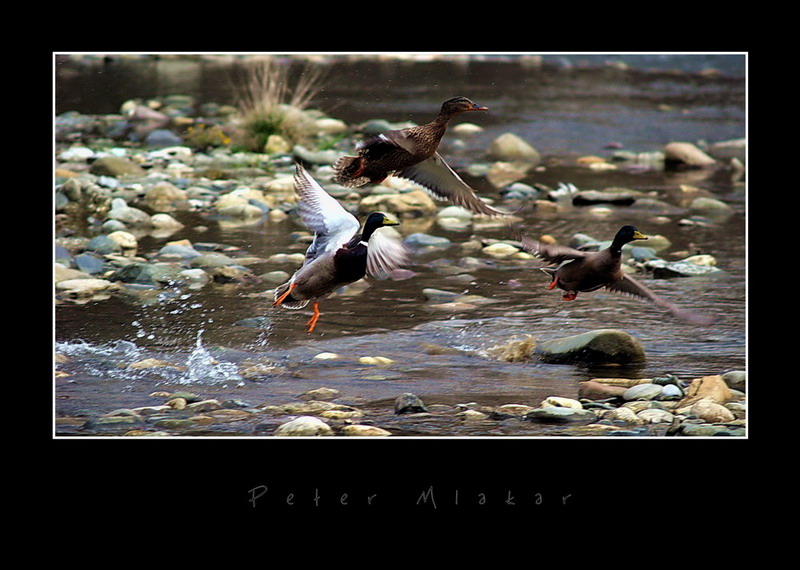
[233,56,325,152]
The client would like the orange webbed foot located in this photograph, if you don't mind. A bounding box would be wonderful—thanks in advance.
[273,282,296,307]
[305,302,321,333]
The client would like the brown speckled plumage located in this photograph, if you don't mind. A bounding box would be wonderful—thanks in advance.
[333,97,508,217]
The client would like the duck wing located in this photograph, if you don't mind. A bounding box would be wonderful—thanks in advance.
[367,129,420,155]
[366,227,412,278]
[608,274,716,325]
[396,153,509,217]
[293,163,360,264]
[519,236,588,265]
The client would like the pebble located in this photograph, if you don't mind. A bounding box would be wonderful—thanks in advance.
[274,416,333,436]
[341,425,392,436]
[525,407,596,423]
[623,383,664,401]
[358,356,394,365]
[395,393,428,414]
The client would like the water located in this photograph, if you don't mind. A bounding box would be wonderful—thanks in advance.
[54,53,747,437]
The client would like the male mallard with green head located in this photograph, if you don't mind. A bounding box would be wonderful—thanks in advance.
[333,96,508,217]
[273,163,411,333]
[520,225,715,324]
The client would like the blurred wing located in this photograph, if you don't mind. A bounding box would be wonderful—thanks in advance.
[609,275,716,325]
[396,153,509,217]
[294,163,360,261]
[366,228,412,278]
[520,235,587,265]
[358,130,417,160]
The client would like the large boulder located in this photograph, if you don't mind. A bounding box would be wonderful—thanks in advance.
[536,329,646,365]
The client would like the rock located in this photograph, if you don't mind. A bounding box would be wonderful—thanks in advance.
[421,288,461,303]
[524,407,596,423]
[458,409,489,421]
[572,189,640,206]
[541,396,583,409]
[663,142,716,168]
[646,258,723,278]
[299,387,340,401]
[623,383,663,401]
[486,161,531,188]
[265,134,292,154]
[144,181,188,211]
[722,370,746,392]
[706,138,746,162]
[690,398,736,423]
[488,132,541,164]
[189,252,236,268]
[274,416,333,436]
[73,253,105,275]
[150,213,184,229]
[313,352,339,360]
[107,199,151,225]
[494,404,536,417]
[536,329,646,365]
[437,205,474,219]
[186,399,223,413]
[658,384,684,400]
[578,380,629,400]
[56,278,120,297]
[607,406,647,425]
[395,393,428,414]
[359,189,438,217]
[358,356,394,365]
[106,230,138,252]
[90,156,147,177]
[637,409,675,424]
[341,425,392,436]
[680,423,745,437]
[84,235,119,255]
[676,375,734,409]
[689,196,734,217]
[404,233,451,251]
[481,242,520,258]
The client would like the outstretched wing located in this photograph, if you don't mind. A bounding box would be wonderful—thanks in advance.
[609,274,716,325]
[366,227,412,278]
[396,153,509,217]
[293,163,360,263]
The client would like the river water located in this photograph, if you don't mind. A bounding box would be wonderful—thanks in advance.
[54,53,747,438]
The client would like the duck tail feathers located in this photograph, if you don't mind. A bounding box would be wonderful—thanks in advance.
[332,156,369,187]
[274,282,309,310]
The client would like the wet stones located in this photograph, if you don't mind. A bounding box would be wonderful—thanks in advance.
[274,416,333,436]
[536,329,646,365]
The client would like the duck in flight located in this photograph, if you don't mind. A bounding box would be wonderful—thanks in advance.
[520,225,715,325]
[273,163,411,333]
[333,96,509,217]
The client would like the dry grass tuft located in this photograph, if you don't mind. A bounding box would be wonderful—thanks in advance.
[233,56,326,151]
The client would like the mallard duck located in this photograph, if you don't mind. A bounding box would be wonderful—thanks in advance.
[273,163,411,333]
[520,225,715,324]
[333,96,508,217]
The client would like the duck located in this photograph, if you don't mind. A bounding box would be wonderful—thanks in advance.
[520,225,715,324]
[333,96,509,217]
[273,163,411,333]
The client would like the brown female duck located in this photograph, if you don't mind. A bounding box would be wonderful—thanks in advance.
[333,96,508,217]
[520,225,715,324]
[273,163,411,333]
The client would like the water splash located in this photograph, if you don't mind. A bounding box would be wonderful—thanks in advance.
[182,329,244,387]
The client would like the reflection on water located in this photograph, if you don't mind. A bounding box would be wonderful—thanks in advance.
[54,54,746,436]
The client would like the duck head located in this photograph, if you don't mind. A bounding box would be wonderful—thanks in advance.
[362,212,400,240]
[440,96,489,115]
[612,225,649,250]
